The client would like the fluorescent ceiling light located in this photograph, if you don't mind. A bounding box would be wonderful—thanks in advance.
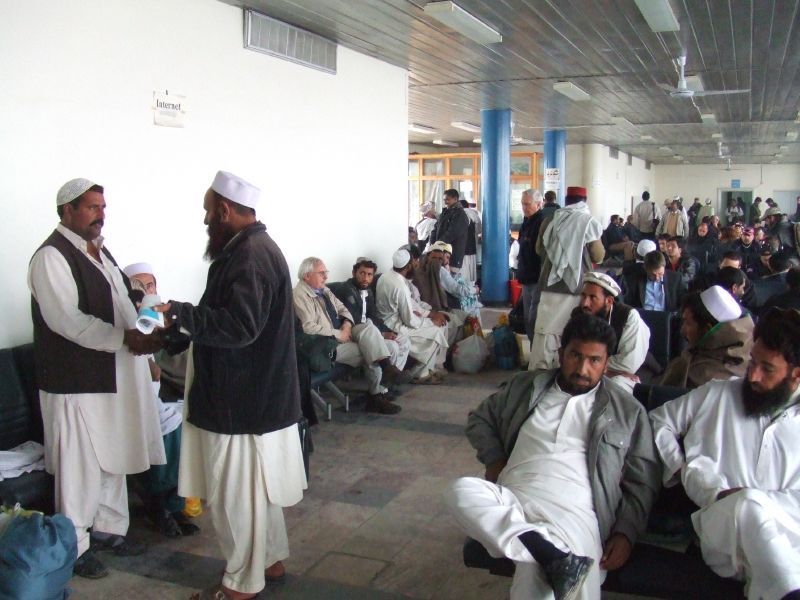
[634,0,680,32]
[511,136,535,145]
[611,116,634,127]
[472,137,481,144]
[408,123,438,134]
[780,145,789,151]
[711,133,723,139]
[673,155,683,160]
[640,135,654,141]
[423,2,502,45]
[432,139,458,147]
[771,160,779,164]
[700,113,716,124]
[787,131,798,141]
[553,81,591,102]
[684,75,704,92]
[451,121,481,133]
[659,146,672,152]
[775,153,783,157]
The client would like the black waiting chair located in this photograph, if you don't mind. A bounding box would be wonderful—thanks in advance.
[636,309,679,372]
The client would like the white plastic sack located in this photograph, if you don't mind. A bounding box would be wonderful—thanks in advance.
[452,334,489,374]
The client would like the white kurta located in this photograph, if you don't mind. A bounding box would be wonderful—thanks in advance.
[28,224,165,554]
[376,269,449,376]
[650,379,800,599]
[446,383,604,600]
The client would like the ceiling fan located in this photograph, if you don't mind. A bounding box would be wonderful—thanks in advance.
[715,157,745,172]
[659,55,750,98]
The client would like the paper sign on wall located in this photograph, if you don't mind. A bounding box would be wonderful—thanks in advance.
[731,179,741,189]
[153,91,186,128]
[544,168,560,192]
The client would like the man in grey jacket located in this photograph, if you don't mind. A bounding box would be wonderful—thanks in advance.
[445,313,660,600]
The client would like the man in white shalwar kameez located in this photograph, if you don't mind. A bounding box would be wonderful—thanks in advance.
[28,178,165,579]
[650,308,800,600]
[376,248,450,384]
[157,171,306,600]
[446,312,660,600]
[530,187,605,371]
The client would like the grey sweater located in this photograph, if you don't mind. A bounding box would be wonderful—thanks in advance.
[466,370,660,545]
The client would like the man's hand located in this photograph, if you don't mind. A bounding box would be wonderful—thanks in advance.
[124,329,163,356]
[152,302,175,328]
[337,321,353,343]
[429,311,450,327]
[484,459,507,483]
[148,358,161,382]
[717,487,744,501]
[382,332,397,341]
[600,533,631,571]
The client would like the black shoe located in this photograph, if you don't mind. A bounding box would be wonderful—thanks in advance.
[172,511,201,536]
[365,393,401,414]
[152,509,182,538]
[381,364,413,385]
[543,552,594,600]
[91,534,147,557]
[73,550,109,579]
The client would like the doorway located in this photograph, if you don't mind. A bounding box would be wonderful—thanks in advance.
[718,189,753,225]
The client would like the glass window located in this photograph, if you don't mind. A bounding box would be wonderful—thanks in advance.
[510,182,531,229]
[408,160,420,177]
[449,157,474,175]
[423,159,444,176]
[450,179,476,206]
[408,181,420,225]
[511,156,531,176]
[423,180,445,212]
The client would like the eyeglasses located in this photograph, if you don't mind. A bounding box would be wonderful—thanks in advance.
[315,270,329,276]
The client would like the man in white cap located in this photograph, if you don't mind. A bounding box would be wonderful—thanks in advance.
[122,262,199,538]
[28,178,165,578]
[660,286,753,389]
[157,171,306,599]
[413,240,468,340]
[293,255,407,415]
[375,247,450,384]
[530,271,650,391]
[650,308,800,600]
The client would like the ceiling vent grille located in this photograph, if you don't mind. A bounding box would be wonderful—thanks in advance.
[609,147,619,159]
[244,9,337,75]
[645,160,652,170]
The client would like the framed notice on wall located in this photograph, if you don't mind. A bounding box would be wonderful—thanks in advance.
[544,168,560,192]
[152,91,186,128]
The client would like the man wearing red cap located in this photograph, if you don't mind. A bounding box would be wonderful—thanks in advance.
[529,186,604,370]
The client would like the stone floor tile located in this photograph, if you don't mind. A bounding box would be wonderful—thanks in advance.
[306,551,390,586]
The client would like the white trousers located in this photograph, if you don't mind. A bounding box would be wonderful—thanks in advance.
[462,254,478,282]
[386,333,411,369]
[445,309,467,346]
[529,292,580,371]
[694,489,800,600]
[40,393,129,557]
[190,427,290,594]
[444,477,602,600]
[336,321,390,394]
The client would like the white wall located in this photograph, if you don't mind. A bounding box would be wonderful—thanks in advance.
[654,164,800,215]
[0,0,408,347]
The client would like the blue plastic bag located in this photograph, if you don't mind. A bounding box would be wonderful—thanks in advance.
[0,512,77,600]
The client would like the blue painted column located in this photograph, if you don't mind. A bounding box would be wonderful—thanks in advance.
[480,108,511,303]
[543,129,566,204]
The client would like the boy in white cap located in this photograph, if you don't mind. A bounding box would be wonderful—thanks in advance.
[650,308,800,600]
[28,178,165,578]
[156,171,306,600]
[660,286,754,389]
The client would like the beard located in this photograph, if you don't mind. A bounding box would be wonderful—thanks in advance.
[741,376,795,417]
[557,372,598,395]
[204,213,236,261]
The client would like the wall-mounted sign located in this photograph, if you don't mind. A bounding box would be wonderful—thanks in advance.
[153,91,186,128]
[544,168,560,192]
[731,179,741,189]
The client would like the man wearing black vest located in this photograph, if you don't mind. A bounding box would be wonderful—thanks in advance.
[157,171,307,600]
[28,178,166,579]
[573,271,650,392]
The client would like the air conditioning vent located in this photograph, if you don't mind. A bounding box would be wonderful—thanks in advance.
[609,147,619,159]
[645,160,652,170]
[244,9,337,75]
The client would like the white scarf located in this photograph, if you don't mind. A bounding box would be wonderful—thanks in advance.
[543,201,603,293]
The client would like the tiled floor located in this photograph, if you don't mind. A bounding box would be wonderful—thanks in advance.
[68,311,650,599]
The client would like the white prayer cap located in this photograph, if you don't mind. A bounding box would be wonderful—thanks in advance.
[57,178,98,206]
[123,262,153,278]
[429,241,453,254]
[636,239,657,258]
[700,285,742,323]
[392,248,411,269]
[583,271,621,298]
[211,171,260,209]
